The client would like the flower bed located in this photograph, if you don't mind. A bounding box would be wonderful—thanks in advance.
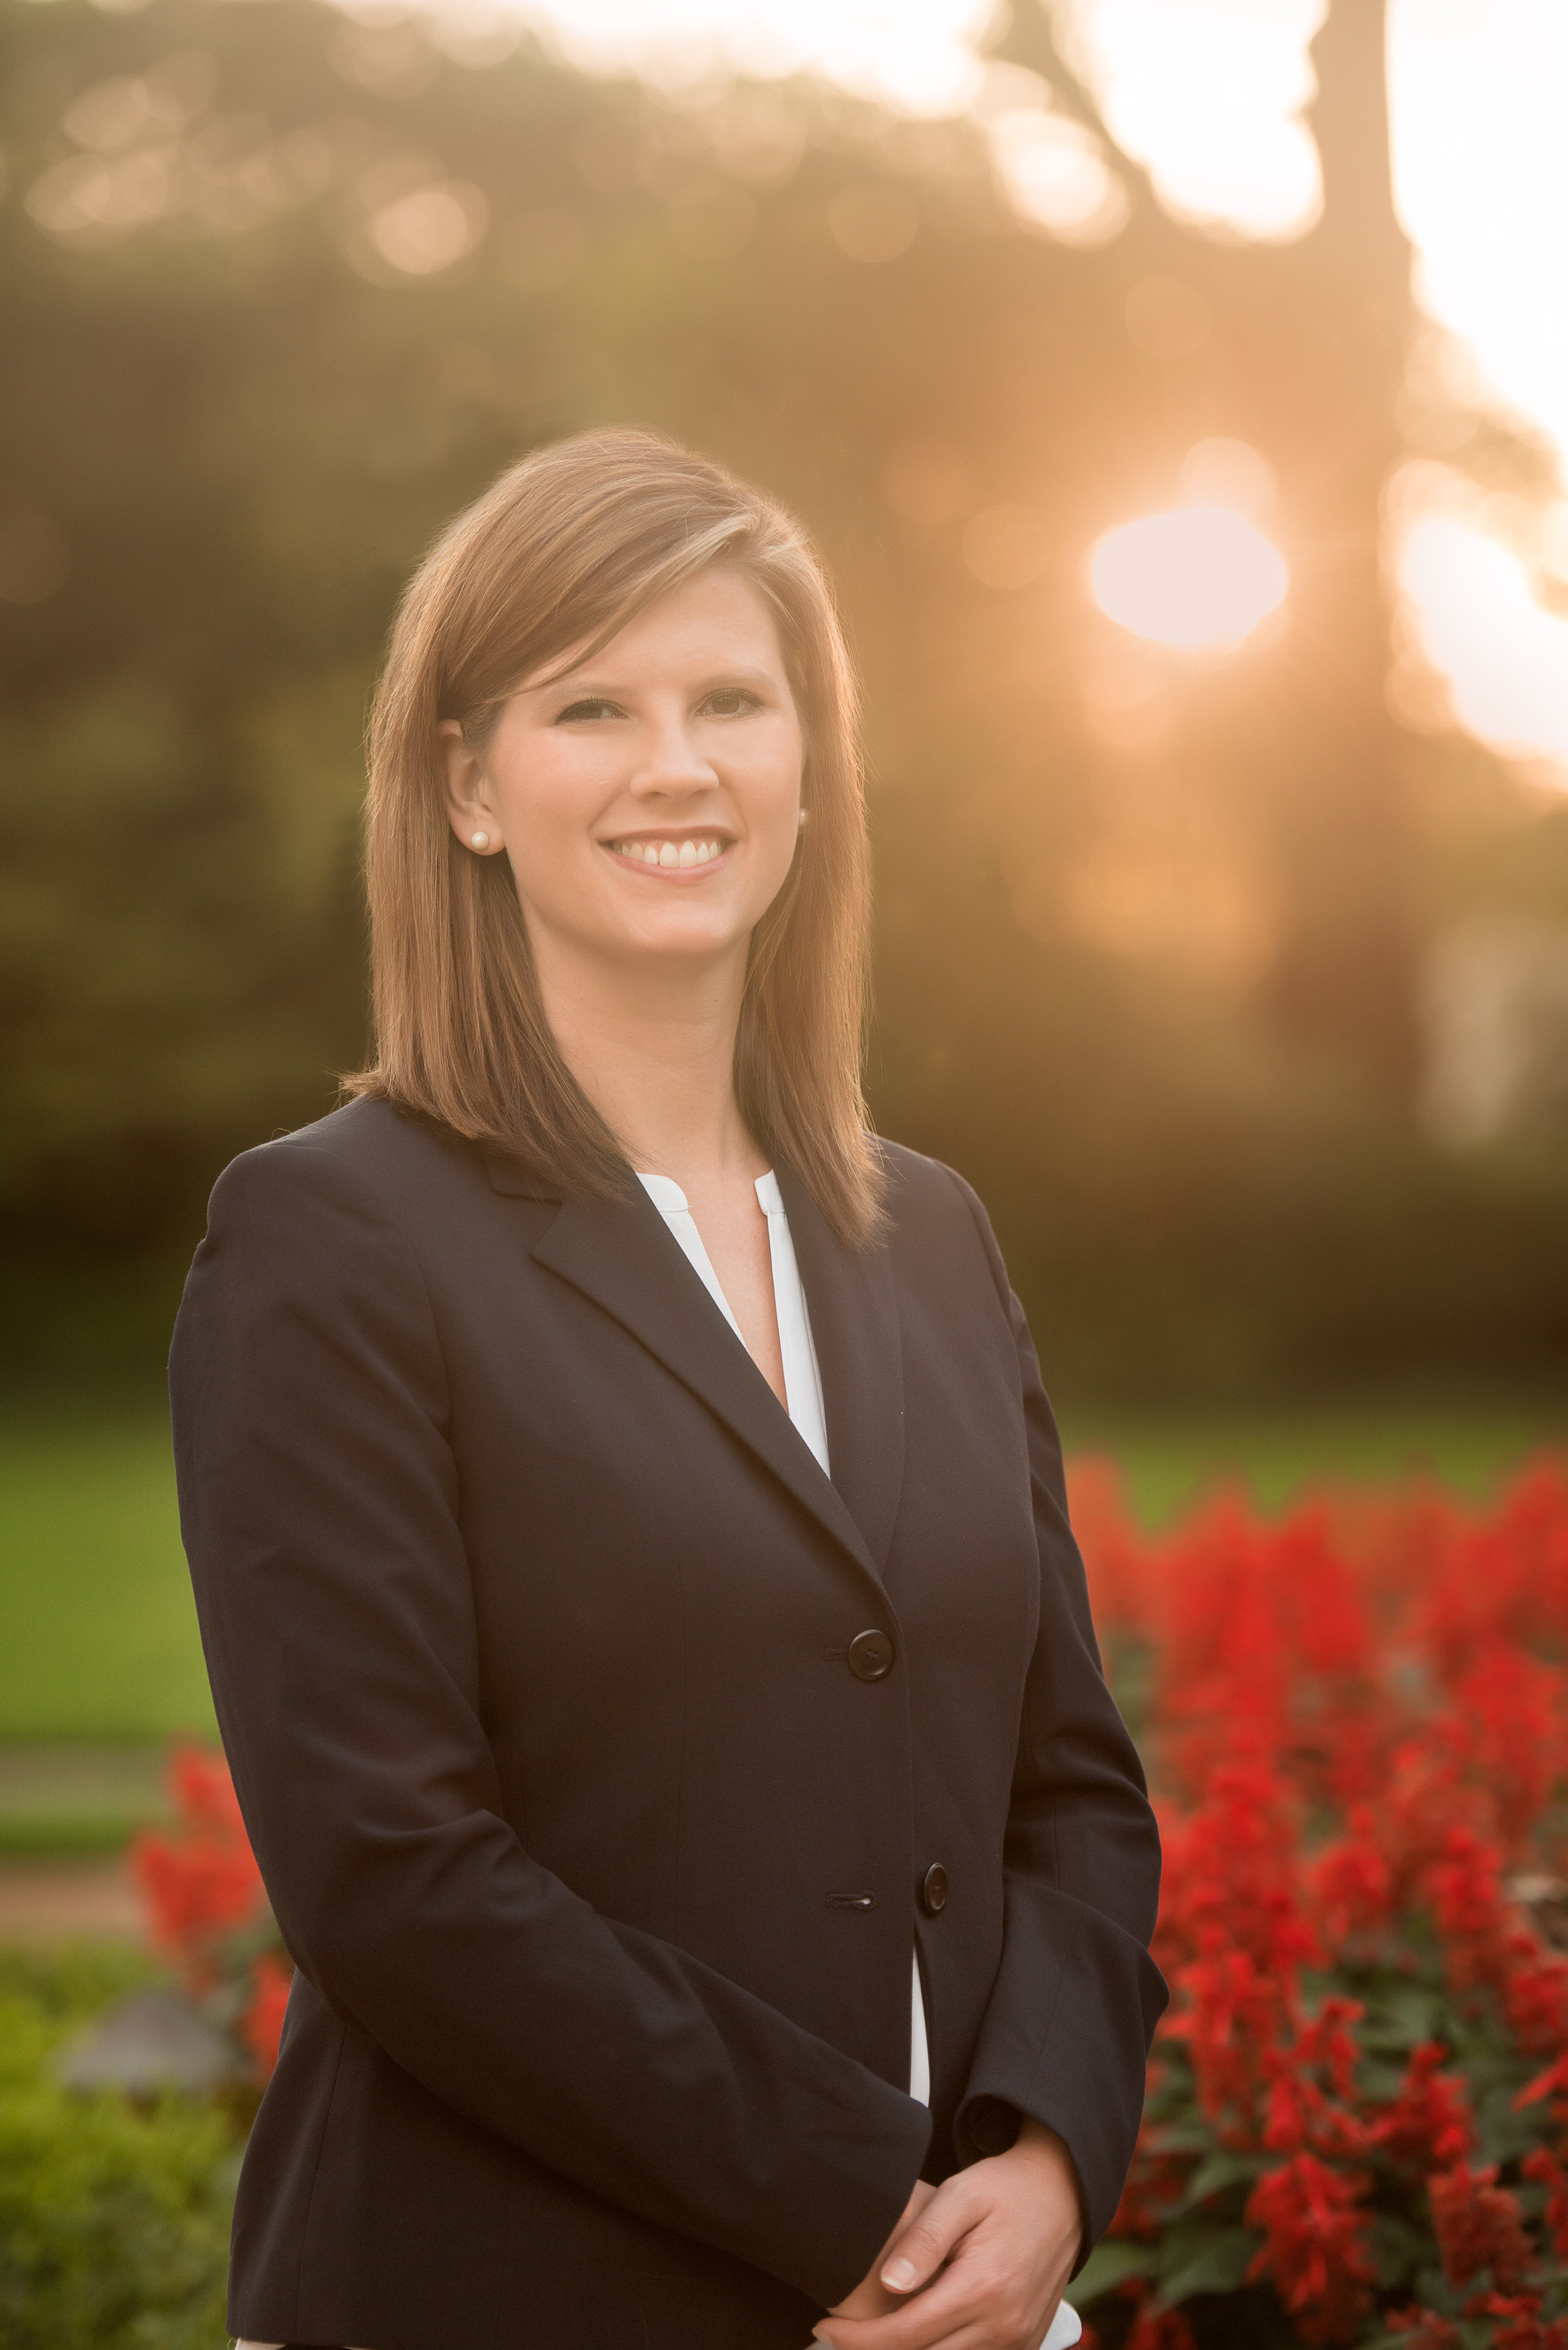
[1069,1451,1568,2349]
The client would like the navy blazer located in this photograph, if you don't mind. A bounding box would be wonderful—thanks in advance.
[170,1097,1165,2350]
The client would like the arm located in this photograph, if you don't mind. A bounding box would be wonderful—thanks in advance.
[171,1139,929,2309]
[946,1167,1167,2250]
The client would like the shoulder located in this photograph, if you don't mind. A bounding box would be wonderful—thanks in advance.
[869,1135,1010,1309]
[209,1096,487,1231]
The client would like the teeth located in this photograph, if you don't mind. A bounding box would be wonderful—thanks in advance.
[613,839,725,865]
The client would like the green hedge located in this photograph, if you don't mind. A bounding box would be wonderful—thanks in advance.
[0,1946,235,2349]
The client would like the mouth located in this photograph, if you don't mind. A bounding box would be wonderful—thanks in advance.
[600,831,733,875]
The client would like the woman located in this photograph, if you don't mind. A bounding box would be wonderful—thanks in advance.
[171,430,1165,2350]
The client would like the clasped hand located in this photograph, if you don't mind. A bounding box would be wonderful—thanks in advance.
[813,2119,1083,2350]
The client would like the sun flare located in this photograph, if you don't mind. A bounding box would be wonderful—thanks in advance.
[1088,503,1289,651]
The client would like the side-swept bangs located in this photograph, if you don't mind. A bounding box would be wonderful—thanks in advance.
[344,428,886,1246]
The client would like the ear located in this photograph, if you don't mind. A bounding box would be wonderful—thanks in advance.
[438,719,502,856]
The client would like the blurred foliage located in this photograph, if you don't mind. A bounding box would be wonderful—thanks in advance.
[1,0,1567,1402]
[0,1942,234,2349]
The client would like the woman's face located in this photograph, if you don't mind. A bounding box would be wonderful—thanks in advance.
[440,566,805,986]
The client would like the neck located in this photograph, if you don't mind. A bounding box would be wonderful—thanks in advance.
[534,936,765,1184]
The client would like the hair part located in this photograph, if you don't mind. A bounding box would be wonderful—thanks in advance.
[344,428,887,1247]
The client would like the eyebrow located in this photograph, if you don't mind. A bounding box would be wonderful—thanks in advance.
[534,666,780,702]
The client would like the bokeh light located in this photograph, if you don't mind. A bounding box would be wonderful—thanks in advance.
[1394,500,1568,776]
[1386,0,1568,787]
[1047,0,1327,243]
[507,0,995,114]
[1089,504,1288,651]
[973,64,1128,247]
[1389,0,1568,465]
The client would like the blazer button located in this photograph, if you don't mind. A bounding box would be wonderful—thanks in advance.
[920,1863,949,1915]
[847,1629,895,1683]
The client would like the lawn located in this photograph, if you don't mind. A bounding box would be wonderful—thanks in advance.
[0,1416,215,1746]
[0,1391,1563,1849]
[1054,1390,1568,1526]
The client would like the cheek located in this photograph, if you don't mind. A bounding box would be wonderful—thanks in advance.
[492,745,580,837]
[736,724,803,826]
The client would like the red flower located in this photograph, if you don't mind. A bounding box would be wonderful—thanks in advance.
[1123,2304,1197,2350]
[1311,1806,1392,1952]
[1517,2051,1568,2115]
[1506,1942,1568,2055]
[130,1743,265,1982]
[130,1829,264,1976]
[1244,2154,1375,2346]
[1429,2163,1535,2294]
[1426,1824,1510,1992]
[1065,1456,1152,1632]
[1165,1944,1287,2139]
[241,1952,294,2082]
[1453,1643,1564,1847]
[1108,2117,1187,2240]
[1385,2310,1461,2346]
[1523,2147,1568,2263]
[1370,2043,1475,2176]
[167,1743,248,1841]
[1476,2293,1568,2350]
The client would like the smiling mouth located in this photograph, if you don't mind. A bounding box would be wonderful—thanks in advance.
[602,834,731,871]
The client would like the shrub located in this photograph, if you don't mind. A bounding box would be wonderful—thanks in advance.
[1069,1453,1568,2349]
[0,1946,235,2350]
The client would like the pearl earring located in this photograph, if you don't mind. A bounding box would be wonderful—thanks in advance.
[470,831,490,851]
[797,807,808,830]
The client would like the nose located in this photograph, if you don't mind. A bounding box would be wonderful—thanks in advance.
[627,706,718,801]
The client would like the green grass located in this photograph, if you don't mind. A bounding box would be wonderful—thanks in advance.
[0,1414,215,1745]
[1056,1391,1568,1527]
[0,1747,174,1857]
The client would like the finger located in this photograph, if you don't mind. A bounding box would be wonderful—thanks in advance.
[815,2248,992,2350]
[813,2302,987,2350]
[878,2176,977,2294]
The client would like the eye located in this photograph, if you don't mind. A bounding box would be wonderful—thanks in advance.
[554,698,624,724]
[699,687,761,718]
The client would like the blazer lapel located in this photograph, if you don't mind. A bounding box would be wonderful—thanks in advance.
[517,1174,886,1590]
[775,1162,906,1577]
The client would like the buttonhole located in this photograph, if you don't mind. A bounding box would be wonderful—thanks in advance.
[829,1891,877,1910]
[824,1648,848,1661]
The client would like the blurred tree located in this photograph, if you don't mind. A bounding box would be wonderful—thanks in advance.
[1261,0,1419,1083]
[0,0,1564,1401]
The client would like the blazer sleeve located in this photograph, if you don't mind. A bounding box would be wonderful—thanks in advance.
[942,1169,1167,2255]
[169,1138,930,2310]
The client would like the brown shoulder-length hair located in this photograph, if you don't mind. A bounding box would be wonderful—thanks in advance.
[344,428,886,1246]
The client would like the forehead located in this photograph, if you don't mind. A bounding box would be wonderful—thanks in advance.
[522,566,787,692]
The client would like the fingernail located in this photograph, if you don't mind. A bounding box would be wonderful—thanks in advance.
[882,2258,918,2290]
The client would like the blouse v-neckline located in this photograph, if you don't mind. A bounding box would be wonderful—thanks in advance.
[634,1170,830,1479]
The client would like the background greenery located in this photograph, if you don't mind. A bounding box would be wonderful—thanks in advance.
[3,0,1566,1417]
[0,1943,235,2349]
